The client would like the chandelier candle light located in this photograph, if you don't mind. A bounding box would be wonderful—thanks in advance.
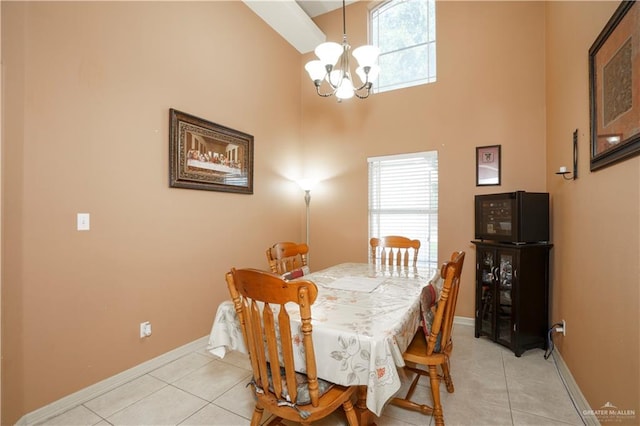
[304,0,380,101]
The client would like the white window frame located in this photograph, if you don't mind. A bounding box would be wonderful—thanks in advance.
[370,0,437,94]
[368,151,438,267]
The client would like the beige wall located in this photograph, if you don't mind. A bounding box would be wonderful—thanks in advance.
[2,1,639,424]
[302,1,548,322]
[545,1,639,418]
[1,2,306,423]
[304,0,639,419]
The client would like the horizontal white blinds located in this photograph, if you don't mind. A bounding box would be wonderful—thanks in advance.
[368,151,438,267]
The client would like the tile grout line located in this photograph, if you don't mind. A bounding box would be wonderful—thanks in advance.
[99,381,173,425]
[500,350,516,426]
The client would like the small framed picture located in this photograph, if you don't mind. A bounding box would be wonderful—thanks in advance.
[476,145,501,186]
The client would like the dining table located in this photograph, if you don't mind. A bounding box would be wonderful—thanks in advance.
[207,262,435,423]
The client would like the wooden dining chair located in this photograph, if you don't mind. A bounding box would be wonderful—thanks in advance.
[390,251,465,426]
[266,241,309,275]
[225,268,359,426]
[370,236,421,267]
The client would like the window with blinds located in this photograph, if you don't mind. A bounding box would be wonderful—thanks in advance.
[368,151,438,267]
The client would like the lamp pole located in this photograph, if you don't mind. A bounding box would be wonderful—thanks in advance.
[304,189,311,247]
[297,179,315,250]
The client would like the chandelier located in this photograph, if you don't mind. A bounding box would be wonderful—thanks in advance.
[304,0,380,101]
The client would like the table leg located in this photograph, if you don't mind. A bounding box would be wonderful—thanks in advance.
[355,386,376,426]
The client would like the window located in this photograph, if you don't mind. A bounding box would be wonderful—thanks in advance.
[368,151,438,267]
[370,0,436,93]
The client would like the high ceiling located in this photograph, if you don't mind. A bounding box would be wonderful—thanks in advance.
[243,1,356,54]
[295,0,347,18]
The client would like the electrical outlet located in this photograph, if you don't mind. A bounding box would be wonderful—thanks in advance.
[77,213,90,231]
[561,319,566,336]
[140,321,152,338]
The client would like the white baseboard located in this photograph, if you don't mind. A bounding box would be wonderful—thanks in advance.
[18,321,592,426]
[552,350,598,425]
[17,336,210,426]
[454,315,474,327]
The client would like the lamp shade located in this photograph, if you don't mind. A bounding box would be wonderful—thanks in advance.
[304,0,378,101]
[352,45,380,67]
[315,42,343,67]
[297,179,315,191]
[356,64,380,84]
[305,60,327,82]
[335,76,355,99]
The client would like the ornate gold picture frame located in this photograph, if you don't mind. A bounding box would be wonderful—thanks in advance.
[169,109,254,194]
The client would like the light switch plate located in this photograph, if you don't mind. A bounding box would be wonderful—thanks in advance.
[77,213,90,231]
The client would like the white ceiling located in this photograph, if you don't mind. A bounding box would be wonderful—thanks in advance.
[242,1,354,54]
[295,0,347,17]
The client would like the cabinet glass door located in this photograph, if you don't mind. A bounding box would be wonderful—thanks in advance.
[478,250,495,336]
[496,251,514,346]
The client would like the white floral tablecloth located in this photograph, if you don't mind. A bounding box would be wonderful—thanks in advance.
[207,262,433,416]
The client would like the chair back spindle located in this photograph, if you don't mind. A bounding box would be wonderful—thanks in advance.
[370,236,421,267]
[427,251,465,356]
[266,242,309,274]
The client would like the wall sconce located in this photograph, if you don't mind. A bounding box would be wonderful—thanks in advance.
[556,129,578,180]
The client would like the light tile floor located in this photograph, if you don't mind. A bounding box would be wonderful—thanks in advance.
[36,324,583,426]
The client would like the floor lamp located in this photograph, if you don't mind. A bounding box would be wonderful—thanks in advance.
[297,180,314,247]
[304,189,311,247]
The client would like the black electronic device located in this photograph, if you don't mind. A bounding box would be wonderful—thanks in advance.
[474,191,549,243]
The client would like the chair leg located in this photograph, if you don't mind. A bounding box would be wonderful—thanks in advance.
[441,357,454,393]
[403,367,423,401]
[428,365,444,426]
[343,399,359,426]
[250,404,264,426]
[264,417,284,426]
[390,368,434,415]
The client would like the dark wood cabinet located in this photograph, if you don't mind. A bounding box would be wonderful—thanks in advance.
[472,241,552,356]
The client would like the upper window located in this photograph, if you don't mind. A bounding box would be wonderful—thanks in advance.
[370,0,436,93]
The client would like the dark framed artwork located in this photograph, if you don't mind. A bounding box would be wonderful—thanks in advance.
[169,109,254,194]
[476,145,501,186]
[589,1,640,171]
